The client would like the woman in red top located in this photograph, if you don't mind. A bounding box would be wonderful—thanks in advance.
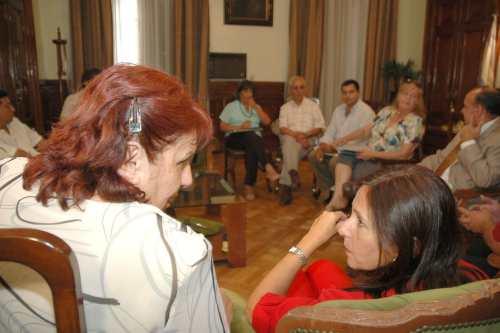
[246,165,489,333]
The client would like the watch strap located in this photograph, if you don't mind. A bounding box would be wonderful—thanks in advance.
[288,246,308,265]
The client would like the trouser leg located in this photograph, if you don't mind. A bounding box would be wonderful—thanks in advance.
[352,160,382,180]
[226,132,258,186]
[243,132,268,170]
[327,162,353,210]
[279,135,302,186]
[308,151,334,192]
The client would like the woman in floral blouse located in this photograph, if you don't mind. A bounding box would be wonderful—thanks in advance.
[326,81,426,210]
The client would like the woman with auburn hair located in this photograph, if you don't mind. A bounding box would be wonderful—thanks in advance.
[247,165,489,333]
[326,81,426,210]
[0,64,230,332]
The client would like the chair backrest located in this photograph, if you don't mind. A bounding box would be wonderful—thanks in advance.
[0,228,86,333]
[276,278,500,333]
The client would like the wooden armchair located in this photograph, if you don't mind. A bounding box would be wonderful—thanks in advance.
[225,278,500,333]
[276,278,500,333]
[0,228,86,332]
[454,186,500,202]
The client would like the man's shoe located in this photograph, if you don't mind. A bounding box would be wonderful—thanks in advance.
[289,170,301,190]
[279,185,293,205]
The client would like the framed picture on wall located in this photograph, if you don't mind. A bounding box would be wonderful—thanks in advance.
[224,0,273,26]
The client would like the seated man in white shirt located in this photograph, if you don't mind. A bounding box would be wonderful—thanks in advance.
[420,87,500,190]
[0,89,42,159]
[279,76,325,205]
[308,80,375,203]
[60,67,101,120]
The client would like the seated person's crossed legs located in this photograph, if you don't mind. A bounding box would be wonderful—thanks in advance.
[226,131,279,200]
[308,150,338,203]
[279,135,313,205]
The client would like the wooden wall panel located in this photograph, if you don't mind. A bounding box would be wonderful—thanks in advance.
[0,0,43,134]
[422,0,497,154]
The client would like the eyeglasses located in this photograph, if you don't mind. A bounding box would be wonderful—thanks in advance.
[292,85,305,90]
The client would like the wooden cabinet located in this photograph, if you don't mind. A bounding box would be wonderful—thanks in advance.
[422,0,499,154]
[208,80,285,152]
[0,0,43,134]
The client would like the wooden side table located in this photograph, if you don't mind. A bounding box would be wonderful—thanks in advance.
[170,172,247,267]
[207,201,246,267]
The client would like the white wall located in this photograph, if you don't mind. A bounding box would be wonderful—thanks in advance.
[31,0,425,82]
[32,0,72,80]
[397,0,427,70]
[209,0,290,82]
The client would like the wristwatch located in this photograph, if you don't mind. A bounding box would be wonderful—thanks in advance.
[288,246,308,265]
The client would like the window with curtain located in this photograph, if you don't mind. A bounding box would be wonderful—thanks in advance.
[319,0,369,123]
[112,0,172,73]
[112,0,139,64]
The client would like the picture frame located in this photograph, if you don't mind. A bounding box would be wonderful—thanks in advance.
[224,0,273,27]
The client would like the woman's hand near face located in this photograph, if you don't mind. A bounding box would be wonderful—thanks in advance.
[247,97,257,109]
[246,210,346,320]
[458,206,494,234]
[477,195,500,220]
[298,211,346,256]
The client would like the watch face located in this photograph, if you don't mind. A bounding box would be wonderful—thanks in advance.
[289,246,307,264]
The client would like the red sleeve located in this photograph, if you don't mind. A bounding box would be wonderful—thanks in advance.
[493,223,500,242]
[252,293,319,333]
[252,289,369,333]
[252,260,359,333]
[287,259,353,298]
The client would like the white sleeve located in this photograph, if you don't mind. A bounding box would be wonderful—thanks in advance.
[320,109,338,143]
[14,118,42,148]
[279,105,289,129]
[0,144,17,159]
[313,104,326,129]
[27,127,42,148]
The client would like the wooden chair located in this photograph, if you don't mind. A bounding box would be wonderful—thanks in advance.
[223,141,246,187]
[225,278,500,333]
[276,278,500,333]
[0,228,86,332]
[454,186,500,202]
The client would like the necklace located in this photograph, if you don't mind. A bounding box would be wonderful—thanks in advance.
[238,101,254,119]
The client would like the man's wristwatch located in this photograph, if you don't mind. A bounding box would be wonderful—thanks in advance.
[288,246,308,265]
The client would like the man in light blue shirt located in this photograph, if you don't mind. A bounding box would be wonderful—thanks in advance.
[308,80,375,202]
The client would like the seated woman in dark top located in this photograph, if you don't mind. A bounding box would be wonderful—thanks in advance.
[246,165,489,333]
[219,80,280,200]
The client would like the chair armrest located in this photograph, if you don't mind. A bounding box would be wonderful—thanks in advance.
[454,187,500,202]
[276,279,500,333]
[221,288,255,333]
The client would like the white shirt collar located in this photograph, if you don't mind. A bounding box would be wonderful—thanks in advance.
[480,117,498,135]
[342,99,362,117]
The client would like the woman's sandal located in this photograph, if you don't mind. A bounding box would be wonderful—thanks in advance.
[265,175,280,193]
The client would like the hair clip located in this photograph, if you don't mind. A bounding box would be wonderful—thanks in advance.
[127,97,142,134]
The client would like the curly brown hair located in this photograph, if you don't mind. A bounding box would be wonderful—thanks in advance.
[23,64,212,210]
